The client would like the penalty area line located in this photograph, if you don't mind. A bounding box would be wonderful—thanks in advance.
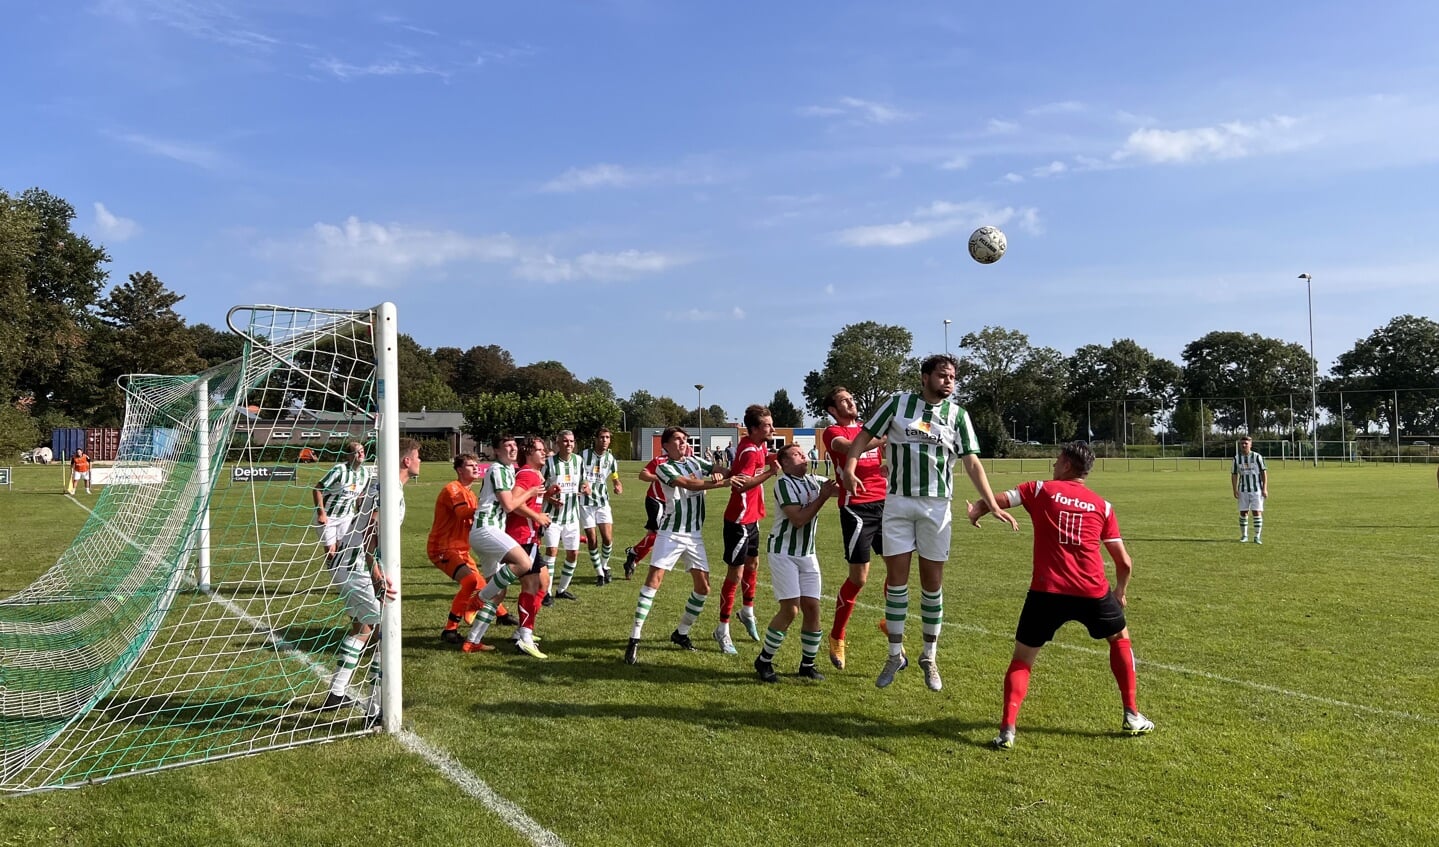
[63,494,569,847]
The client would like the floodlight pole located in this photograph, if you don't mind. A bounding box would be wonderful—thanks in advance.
[943,319,952,354]
[1299,273,1318,467]
[695,384,704,454]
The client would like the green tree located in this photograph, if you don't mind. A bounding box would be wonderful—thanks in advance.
[88,271,205,425]
[1329,315,1439,435]
[0,404,42,460]
[396,334,442,410]
[405,376,462,412]
[802,321,917,419]
[620,390,666,430]
[497,360,585,397]
[705,404,727,426]
[571,390,622,441]
[463,392,525,448]
[768,389,802,427]
[10,189,110,420]
[1181,331,1313,433]
[189,323,245,369]
[452,344,515,397]
[0,193,38,402]
[519,390,573,438]
[954,326,1067,453]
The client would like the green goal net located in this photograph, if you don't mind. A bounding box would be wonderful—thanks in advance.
[0,303,403,794]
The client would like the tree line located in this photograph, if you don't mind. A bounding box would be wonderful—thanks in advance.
[4,185,1434,459]
[800,319,1439,453]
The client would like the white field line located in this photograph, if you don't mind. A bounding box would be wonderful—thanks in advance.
[63,495,568,847]
[821,583,1438,725]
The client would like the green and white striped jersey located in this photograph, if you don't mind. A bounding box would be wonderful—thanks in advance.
[579,448,618,507]
[1232,451,1266,493]
[333,478,405,572]
[767,473,826,556]
[317,462,374,519]
[543,453,585,525]
[475,462,517,528]
[656,455,714,533]
[863,392,979,499]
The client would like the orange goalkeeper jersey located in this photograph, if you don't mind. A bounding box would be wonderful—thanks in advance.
[427,480,477,555]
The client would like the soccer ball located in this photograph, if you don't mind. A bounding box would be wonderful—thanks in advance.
[968,226,1007,264]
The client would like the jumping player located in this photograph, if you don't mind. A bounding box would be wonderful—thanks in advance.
[715,405,779,653]
[820,386,887,669]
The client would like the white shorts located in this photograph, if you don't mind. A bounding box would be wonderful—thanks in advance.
[315,514,356,550]
[72,470,91,481]
[580,503,613,529]
[1237,492,1265,512]
[329,561,382,626]
[542,520,581,551]
[651,531,709,573]
[470,525,519,576]
[881,496,953,562]
[767,552,821,600]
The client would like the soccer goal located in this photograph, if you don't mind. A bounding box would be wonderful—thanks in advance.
[0,303,402,794]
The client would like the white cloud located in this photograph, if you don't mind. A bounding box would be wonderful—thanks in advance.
[313,56,449,81]
[800,96,910,125]
[541,163,637,192]
[113,132,226,170]
[267,217,517,287]
[939,154,970,171]
[835,200,1042,247]
[1027,100,1086,116]
[95,0,281,52]
[986,119,1019,134]
[514,249,685,282]
[93,202,141,242]
[539,160,721,193]
[1115,116,1303,164]
[665,307,746,322]
[1031,160,1067,177]
[824,283,835,296]
[1002,172,1025,183]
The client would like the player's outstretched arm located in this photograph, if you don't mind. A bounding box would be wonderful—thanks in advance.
[842,430,877,496]
[961,454,1018,530]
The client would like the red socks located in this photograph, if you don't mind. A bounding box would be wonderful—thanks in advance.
[1109,638,1139,712]
[830,578,863,639]
[719,575,740,622]
[633,532,656,561]
[1001,658,1032,729]
[741,566,757,607]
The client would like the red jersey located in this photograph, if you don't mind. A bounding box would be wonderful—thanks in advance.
[506,467,544,545]
[723,439,770,523]
[643,455,667,501]
[427,480,477,555]
[822,423,885,506]
[1013,479,1120,599]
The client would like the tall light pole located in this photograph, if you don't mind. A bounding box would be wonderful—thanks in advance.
[694,384,704,455]
[943,318,952,354]
[1298,273,1318,467]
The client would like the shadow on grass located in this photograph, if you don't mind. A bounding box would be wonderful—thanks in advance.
[476,697,992,740]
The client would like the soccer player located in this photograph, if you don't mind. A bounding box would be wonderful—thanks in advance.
[623,426,732,665]
[427,454,512,643]
[842,353,1018,692]
[714,405,780,654]
[69,449,92,495]
[820,386,887,670]
[542,430,590,602]
[753,444,840,683]
[620,451,668,579]
[580,428,624,586]
[323,438,421,714]
[967,441,1155,748]
[1232,435,1268,544]
[502,436,554,657]
[461,435,544,656]
[313,441,373,562]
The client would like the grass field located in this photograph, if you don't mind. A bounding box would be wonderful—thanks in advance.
[0,459,1436,846]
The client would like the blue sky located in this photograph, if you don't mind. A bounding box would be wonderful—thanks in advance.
[5,1,1439,421]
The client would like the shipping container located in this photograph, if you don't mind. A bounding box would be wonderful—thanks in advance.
[86,427,122,462]
[51,428,86,460]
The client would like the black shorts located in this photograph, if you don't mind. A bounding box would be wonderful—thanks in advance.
[644,497,662,533]
[1014,589,1127,648]
[838,500,885,564]
[722,521,760,566]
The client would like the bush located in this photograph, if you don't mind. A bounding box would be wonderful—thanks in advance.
[0,406,42,463]
[417,438,453,462]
